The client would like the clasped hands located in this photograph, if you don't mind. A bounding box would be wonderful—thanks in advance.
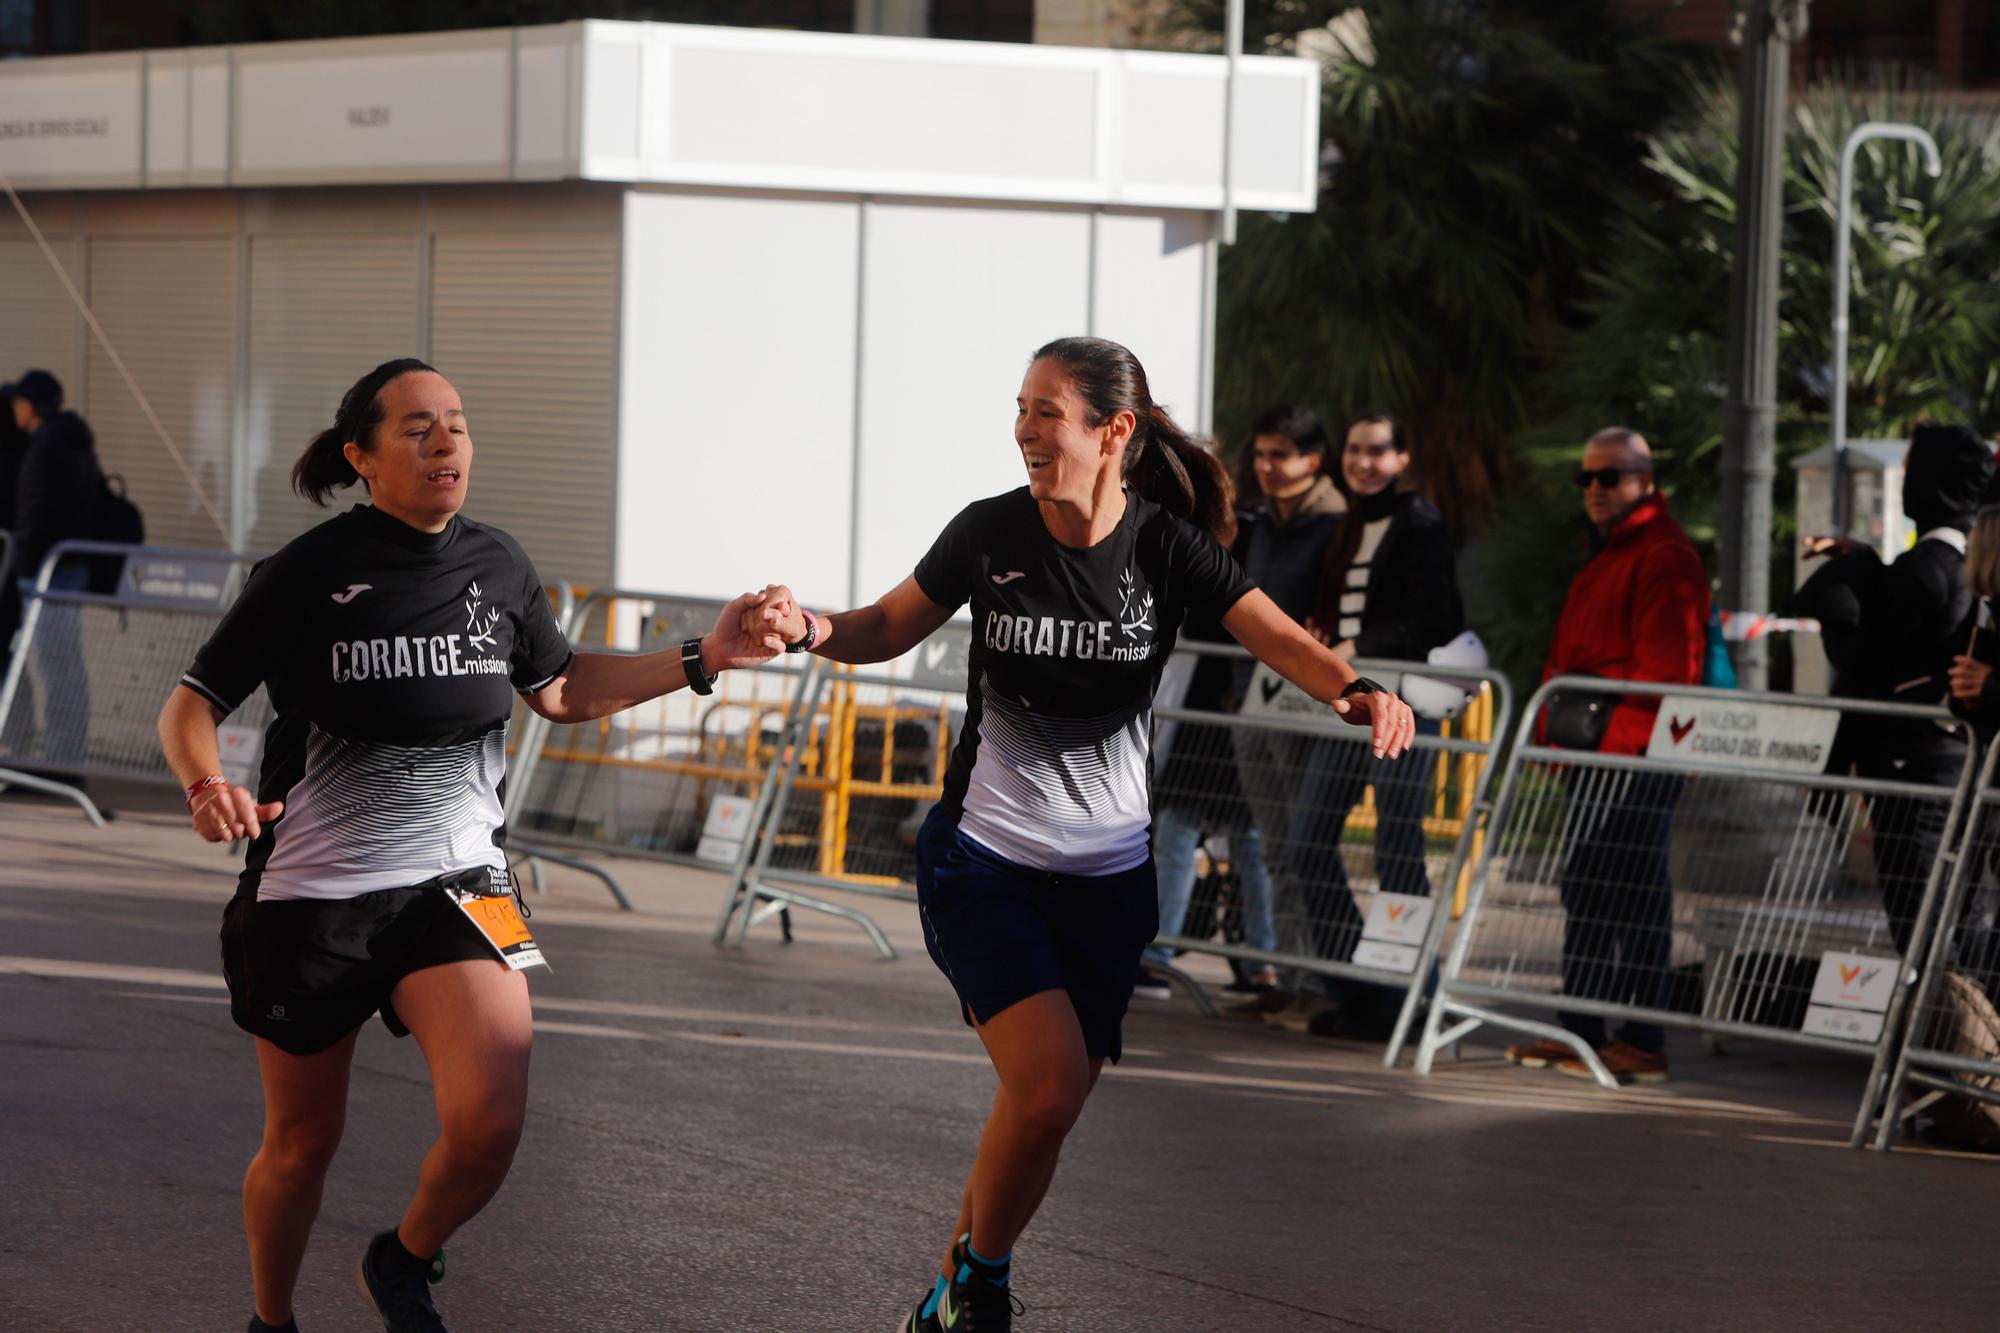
[702,585,810,674]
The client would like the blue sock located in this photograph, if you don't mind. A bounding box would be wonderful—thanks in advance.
[919,1272,949,1319]
[962,1240,1012,1287]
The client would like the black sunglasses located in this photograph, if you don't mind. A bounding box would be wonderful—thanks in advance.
[1574,466,1639,489]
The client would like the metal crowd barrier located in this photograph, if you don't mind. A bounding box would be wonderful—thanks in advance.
[1146,643,1510,1063]
[503,584,824,914]
[0,540,267,823]
[713,623,974,959]
[1412,676,1976,1140]
[712,637,1510,1065]
[1869,736,2000,1150]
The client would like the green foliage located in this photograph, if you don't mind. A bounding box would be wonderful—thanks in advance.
[1474,80,2000,693]
[1192,0,1705,526]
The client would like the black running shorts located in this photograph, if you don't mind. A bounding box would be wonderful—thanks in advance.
[914,805,1158,1064]
[220,871,502,1056]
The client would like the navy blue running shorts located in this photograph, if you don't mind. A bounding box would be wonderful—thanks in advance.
[220,871,503,1057]
[914,805,1158,1063]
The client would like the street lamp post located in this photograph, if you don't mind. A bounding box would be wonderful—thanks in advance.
[1719,0,1809,692]
[1829,123,1942,535]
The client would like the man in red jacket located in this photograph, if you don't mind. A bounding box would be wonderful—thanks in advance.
[1507,428,1710,1084]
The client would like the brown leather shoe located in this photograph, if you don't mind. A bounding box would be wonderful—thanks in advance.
[1504,1038,1574,1069]
[1225,987,1296,1019]
[1559,1040,1668,1085]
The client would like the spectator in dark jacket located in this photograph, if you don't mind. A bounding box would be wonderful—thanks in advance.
[10,370,100,580]
[0,391,27,671]
[1221,407,1350,1026]
[1289,411,1466,1041]
[1506,428,1709,1085]
[6,368,101,770]
[1940,502,2000,1002]
[1797,423,1993,958]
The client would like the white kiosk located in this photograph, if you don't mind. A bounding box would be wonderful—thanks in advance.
[0,21,1320,600]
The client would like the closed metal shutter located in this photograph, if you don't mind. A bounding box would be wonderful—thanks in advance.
[244,235,420,554]
[0,238,81,405]
[429,232,617,587]
[84,237,237,551]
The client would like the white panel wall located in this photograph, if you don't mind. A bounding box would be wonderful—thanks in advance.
[0,238,80,406]
[244,235,421,553]
[617,190,860,606]
[854,202,1090,603]
[432,232,619,586]
[0,26,1318,213]
[84,237,236,550]
[1089,211,1210,438]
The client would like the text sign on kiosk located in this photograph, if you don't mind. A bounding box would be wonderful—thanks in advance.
[1644,697,1837,775]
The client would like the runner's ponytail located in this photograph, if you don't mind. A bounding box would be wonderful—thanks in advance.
[292,357,438,505]
[1030,337,1235,545]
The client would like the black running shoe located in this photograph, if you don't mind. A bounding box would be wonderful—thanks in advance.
[896,1294,945,1333]
[937,1271,1023,1332]
[247,1318,299,1333]
[355,1229,447,1333]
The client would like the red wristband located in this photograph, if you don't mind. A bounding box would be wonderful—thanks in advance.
[185,774,228,808]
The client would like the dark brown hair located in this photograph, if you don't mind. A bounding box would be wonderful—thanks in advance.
[1031,336,1234,545]
[291,357,438,505]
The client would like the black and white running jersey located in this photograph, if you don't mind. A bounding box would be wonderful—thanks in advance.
[183,504,573,902]
[915,488,1254,875]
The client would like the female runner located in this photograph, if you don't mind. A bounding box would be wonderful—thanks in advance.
[158,358,782,1333]
[749,337,1413,1330]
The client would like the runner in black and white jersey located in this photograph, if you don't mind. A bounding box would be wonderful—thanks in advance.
[158,359,784,1333]
[747,338,1414,1332]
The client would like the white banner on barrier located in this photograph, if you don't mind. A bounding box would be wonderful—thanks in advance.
[1643,697,1838,774]
[1801,950,1899,1043]
[1351,892,1433,974]
[1241,663,1402,721]
[216,725,262,790]
[695,794,756,865]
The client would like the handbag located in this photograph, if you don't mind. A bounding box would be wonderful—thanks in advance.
[1544,689,1612,751]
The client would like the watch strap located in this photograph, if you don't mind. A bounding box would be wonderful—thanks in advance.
[682,637,716,695]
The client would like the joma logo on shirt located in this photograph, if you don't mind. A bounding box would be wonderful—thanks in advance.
[983,610,1154,662]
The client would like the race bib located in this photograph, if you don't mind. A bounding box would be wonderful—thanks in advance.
[448,887,547,972]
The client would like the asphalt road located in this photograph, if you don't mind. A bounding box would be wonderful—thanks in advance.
[0,795,1993,1332]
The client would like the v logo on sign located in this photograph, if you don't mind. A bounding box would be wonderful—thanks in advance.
[1386,903,1407,921]
[1260,678,1284,705]
[1839,964,1863,986]
[1669,715,1696,744]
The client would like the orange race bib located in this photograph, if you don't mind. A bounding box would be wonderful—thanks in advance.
[448,888,547,972]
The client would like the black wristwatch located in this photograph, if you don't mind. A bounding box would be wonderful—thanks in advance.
[1341,676,1386,699]
[785,610,819,655]
[682,637,718,695]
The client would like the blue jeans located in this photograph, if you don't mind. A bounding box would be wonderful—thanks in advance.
[1238,719,1444,995]
[1145,802,1276,970]
[18,564,92,767]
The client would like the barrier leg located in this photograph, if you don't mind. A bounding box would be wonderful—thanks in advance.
[0,765,107,827]
[1151,959,1218,1018]
[1436,1001,1617,1089]
[507,841,632,911]
[714,662,825,944]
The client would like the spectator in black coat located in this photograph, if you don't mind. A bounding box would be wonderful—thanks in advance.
[5,368,101,770]
[1293,410,1467,1040]
[1798,423,1994,955]
[0,391,27,671]
[1222,407,1351,1025]
[9,370,100,582]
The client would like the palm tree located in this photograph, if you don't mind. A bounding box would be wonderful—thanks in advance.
[1182,0,1703,525]
[1468,80,2000,692]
